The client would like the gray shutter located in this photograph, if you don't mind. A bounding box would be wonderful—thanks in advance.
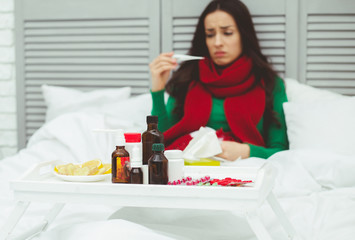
[15,0,160,148]
[161,0,211,53]
[299,0,355,95]
[161,0,292,78]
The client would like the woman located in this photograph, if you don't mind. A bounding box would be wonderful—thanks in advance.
[149,0,288,160]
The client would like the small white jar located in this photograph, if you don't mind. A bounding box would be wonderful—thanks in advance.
[164,150,184,182]
[124,133,142,160]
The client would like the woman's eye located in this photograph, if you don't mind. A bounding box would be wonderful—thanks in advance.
[206,33,215,38]
[224,32,233,36]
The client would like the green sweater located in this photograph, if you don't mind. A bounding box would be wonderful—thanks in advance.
[151,77,289,159]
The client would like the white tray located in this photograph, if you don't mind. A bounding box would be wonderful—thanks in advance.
[10,160,275,211]
[2,160,299,240]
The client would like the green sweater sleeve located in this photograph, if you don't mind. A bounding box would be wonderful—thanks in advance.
[248,77,289,159]
[150,89,179,132]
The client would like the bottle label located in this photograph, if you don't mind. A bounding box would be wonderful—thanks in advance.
[116,156,130,182]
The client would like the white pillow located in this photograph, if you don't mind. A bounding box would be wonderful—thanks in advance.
[101,92,170,133]
[283,97,355,156]
[284,78,344,102]
[42,85,131,122]
[101,93,152,132]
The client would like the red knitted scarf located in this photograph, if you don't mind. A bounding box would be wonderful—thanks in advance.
[164,55,266,148]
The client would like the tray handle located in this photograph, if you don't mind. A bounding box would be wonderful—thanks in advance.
[18,160,62,181]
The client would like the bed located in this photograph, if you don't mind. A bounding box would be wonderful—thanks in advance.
[2,0,355,239]
[1,78,355,240]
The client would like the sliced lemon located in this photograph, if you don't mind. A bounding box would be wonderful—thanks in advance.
[97,167,107,175]
[54,164,68,173]
[55,159,106,176]
[73,166,90,176]
[66,163,76,175]
[88,166,99,175]
[95,163,111,175]
[55,163,77,175]
[102,163,111,174]
[81,159,103,169]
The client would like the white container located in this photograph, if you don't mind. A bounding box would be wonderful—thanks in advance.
[141,165,149,185]
[124,133,142,160]
[164,150,184,182]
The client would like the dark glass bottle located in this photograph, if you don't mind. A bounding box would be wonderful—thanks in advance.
[142,116,164,165]
[148,143,168,185]
[130,146,143,184]
[112,131,130,183]
[130,168,143,184]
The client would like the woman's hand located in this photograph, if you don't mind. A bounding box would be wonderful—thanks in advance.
[216,141,250,161]
[149,52,178,92]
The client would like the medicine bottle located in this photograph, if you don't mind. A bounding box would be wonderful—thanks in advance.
[165,150,184,182]
[124,132,142,159]
[130,146,143,184]
[142,115,164,165]
[148,143,168,185]
[112,130,130,183]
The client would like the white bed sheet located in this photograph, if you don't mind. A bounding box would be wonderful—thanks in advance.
[1,95,355,239]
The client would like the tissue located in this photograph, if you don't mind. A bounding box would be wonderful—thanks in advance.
[182,127,222,160]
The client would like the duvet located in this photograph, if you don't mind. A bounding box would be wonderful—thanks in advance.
[1,110,355,240]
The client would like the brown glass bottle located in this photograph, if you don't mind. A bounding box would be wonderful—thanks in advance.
[142,116,164,165]
[112,145,130,183]
[130,168,143,184]
[148,143,168,185]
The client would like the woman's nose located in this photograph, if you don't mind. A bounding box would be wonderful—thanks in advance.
[214,33,223,47]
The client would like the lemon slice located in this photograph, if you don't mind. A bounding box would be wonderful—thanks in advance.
[102,163,112,174]
[95,163,111,175]
[54,164,68,173]
[54,159,108,176]
[73,166,90,176]
[81,159,103,169]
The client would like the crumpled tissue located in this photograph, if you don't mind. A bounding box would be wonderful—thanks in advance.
[182,127,222,160]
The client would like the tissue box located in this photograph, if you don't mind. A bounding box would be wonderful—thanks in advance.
[184,158,220,166]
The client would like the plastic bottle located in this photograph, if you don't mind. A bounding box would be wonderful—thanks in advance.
[148,143,168,185]
[142,115,164,165]
[164,150,185,182]
[130,146,143,184]
[124,132,142,158]
[112,130,130,183]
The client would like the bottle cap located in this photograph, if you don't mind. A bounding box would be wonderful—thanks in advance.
[152,143,164,152]
[164,150,183,159]
[114,129,126,146]
[147,115,158,124]
[124,133,141,143]
[130,146,142,168]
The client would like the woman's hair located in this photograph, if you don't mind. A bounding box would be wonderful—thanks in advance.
[166,0,281,138]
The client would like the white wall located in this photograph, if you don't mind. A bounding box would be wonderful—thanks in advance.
[0,0,17,160]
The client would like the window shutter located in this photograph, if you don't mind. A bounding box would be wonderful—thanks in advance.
[300,0,355,95]
[15,0,160,147]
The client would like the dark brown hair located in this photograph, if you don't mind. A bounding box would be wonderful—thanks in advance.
[166,0,281,138]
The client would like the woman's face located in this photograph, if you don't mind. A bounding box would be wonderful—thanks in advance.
[204,10,242,66]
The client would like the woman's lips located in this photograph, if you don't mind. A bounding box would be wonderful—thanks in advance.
[214,51,225,57]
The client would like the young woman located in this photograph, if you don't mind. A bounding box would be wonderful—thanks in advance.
[149,0,288,160]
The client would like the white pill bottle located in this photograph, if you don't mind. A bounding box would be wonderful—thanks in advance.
[164,150,185,182]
